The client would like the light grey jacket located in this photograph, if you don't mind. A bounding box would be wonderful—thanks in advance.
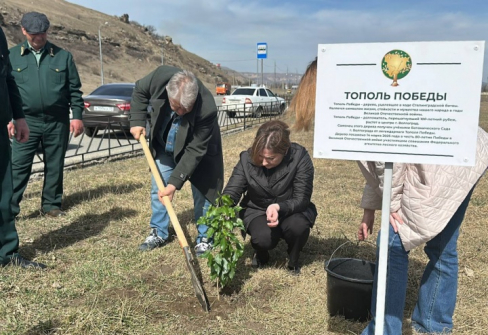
[358,127,488,251]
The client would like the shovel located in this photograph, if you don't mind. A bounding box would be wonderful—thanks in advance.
[139,135,211,312]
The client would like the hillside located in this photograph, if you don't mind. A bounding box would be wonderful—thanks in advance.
[0,0,238,94]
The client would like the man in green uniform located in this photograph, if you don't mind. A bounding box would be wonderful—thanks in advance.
[0,26,46,268]
[8,12,84,218]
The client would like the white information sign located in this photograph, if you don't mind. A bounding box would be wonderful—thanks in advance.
[314,41,485,166]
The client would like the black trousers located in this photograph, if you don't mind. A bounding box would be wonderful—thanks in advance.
[247,213,311,267]
[0,127,19,265]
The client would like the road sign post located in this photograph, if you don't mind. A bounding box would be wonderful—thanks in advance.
[257,43,267,86]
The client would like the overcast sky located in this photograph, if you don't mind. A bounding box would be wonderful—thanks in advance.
[67,0,488,79]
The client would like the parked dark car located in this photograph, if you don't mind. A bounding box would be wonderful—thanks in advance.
[82,83,135,137]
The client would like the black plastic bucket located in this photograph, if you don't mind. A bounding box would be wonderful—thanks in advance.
[325,257,375,321]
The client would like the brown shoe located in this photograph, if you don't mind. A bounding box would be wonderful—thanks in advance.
[44,209,66,217]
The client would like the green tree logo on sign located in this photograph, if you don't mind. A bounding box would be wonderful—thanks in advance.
[382,50,412,86]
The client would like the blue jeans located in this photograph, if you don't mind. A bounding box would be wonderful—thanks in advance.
[150,150,210,243]
[362,189,474,335]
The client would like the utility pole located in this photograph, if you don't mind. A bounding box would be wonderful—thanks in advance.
[286,66,288,89]
[274,61,276,88]
[256,59,258,86]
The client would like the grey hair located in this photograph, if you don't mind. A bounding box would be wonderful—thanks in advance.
[166,70,198,111]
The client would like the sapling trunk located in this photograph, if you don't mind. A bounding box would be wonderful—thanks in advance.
[217,278,220,300]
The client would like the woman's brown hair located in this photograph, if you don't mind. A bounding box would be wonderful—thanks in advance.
[288,58,317,131]
[250,120,291,165]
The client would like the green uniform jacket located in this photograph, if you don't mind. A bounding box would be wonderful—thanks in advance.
[0,28,24,125]
[130,65,224,203]
[9,40,84,119]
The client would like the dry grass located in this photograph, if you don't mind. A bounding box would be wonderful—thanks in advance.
[1,98,487,335]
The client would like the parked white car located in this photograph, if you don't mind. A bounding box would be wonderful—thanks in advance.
[221,86,286,118]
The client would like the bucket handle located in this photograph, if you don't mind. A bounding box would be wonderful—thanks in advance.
[327,239,376,266]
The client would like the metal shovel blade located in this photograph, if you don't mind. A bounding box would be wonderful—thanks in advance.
[183,246,210,312]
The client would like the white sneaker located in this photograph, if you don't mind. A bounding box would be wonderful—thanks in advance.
[139,228,167,251]
[195,237,212,256]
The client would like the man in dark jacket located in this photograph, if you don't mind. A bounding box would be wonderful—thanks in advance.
[130,66,223,255]
[0,26,45,268]
[8,12,84,218]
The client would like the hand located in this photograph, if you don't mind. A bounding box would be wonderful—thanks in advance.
[389,212,404,233]
[10,119,30,143]
[358,209,375,241]
[158,184,177,204]
[266,204,280,227]
[70,119,84,137]
[130,126,146,141]
[7,121,15,138]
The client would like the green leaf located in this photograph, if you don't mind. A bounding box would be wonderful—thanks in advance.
[221,195,233,206]
[206,253,214,264]
[224,220,233,231]
[212,261,221,274]
[229,268,236,280]
[206,228,215,237]
[208,208,218,217]
[222,259,229,274]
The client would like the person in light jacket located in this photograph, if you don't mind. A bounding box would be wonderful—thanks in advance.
[356,135,488,334]
[223,120,317,274]
[290,58,488,334]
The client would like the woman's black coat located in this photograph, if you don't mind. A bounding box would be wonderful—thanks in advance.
[223,143,317,228]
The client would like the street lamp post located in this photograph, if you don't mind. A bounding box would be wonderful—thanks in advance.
[98,22,108,85]
[161,38,164,65]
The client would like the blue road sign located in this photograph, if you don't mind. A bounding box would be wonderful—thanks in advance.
[257,42,267,59]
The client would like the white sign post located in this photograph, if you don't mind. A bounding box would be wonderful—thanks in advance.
[314,41,484,335]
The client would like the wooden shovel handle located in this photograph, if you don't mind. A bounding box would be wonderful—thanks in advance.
[139,136,189,249]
